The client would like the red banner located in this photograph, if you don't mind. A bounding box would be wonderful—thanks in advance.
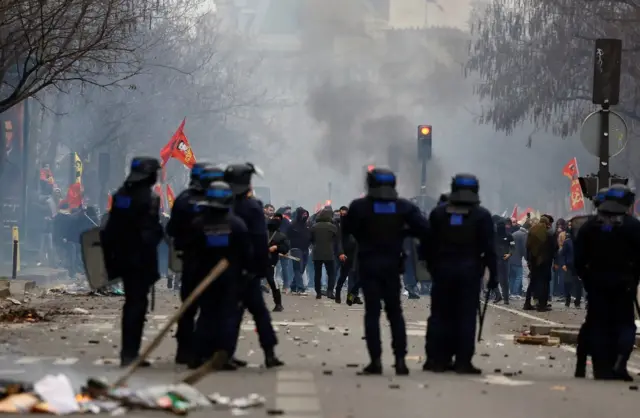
[569,179,585,211]
[160,118,197,169]
[563,157,585,211]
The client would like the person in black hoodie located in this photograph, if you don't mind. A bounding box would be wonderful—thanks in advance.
[494,219,514,304]
[286,207,312,294]
[310,208,344,299]
[335,206,362,304]
[267,214,289,312]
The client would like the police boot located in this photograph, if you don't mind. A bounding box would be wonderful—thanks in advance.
[422,359,451,373]
[574,357,587,378]
[231,357,248,368]
[334,289,342,304]
[454,362,482,375]
[395,357,409,376]
[613,355,634,382]
[264,348,284,369]
[360,358,383,375]
[272,289,283,312]
[175,346,192,365]
[346,293,355,306]
[354,296,363,305]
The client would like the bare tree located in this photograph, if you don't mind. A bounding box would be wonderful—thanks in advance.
[37,9,267,191]
[465,0,640,138]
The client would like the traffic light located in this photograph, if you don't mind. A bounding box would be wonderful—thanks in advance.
[417,125,432,160]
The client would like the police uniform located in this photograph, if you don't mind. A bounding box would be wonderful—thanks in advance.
[574,185,640,381]
[225,163,283,369]
[424,174,497,375]
[166,163,224,364]
[187,181,252,369]
[101,157,163,367]
[573,188,608,377]
[342,168,430,376]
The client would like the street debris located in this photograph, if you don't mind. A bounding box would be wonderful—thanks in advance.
[47,283,124,297]
[0,308,51,324]
[0,374,265,415]
[513,332,560,346]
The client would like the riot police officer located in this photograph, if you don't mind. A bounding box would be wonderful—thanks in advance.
[101,157,164,367]
[424,174,497,374]
[342,167,430,376]
[167,163,224,364]
[188,181,252,369]
[574,184,640,381]
[225,163,283,369]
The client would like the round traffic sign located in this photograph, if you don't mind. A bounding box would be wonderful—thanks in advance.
[580,110,628,158]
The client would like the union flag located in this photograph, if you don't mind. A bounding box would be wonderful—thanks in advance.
[160,118,197,169]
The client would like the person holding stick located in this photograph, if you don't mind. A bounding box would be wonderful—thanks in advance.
[101,157,164,368]
[225,163,284,370]
[186,181,253,370]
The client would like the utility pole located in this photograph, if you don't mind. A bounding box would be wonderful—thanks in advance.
[578,38,628,199]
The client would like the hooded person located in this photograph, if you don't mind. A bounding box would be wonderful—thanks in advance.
[310,208,343,299]
[494,219,514,304]
[266,213,290,312]
[524,214,556,311]
[286,207,312,294]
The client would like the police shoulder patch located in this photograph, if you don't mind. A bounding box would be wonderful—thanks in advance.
[206,233,230,247]
[114,195,131,209]
[373,201,396,214]
[450,213,463,225]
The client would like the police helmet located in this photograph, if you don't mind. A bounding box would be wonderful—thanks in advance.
[197,166,225,190]
[366,167,398,200]
[126,157,161,183]
[593,187,609,208]
[598,184,635,215]
[201,181,234,210]
[189,162,213,186]
[449,174,480,204]
[224,162,261,196]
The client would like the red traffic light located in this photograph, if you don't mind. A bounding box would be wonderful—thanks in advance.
[419,125,431,136]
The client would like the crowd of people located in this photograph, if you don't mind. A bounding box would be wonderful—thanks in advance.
[491,213,584,311]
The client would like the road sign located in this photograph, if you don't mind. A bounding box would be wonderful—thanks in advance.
[579,110,628,158]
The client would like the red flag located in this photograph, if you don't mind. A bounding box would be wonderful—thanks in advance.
[569,179,585,211]
[60,183,83,210]
[166,184,176,209]
[160,118,197,168]
[511,204,518,221]
[562,157,579,180]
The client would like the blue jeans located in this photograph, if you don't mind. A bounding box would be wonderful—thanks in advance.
[508,264,523,296]
[277,258,293,289]
[290,249,308,291]
[551,269,565,297]
[402,256,419,295]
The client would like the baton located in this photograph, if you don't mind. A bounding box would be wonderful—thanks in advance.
[280,253,300,262]
[113,258,229,387]
[477,290,490,342]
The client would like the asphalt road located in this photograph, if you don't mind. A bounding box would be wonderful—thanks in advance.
[2,289,640,418]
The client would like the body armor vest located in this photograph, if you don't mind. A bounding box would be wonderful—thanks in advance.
[440,205,478,248]
[367,200,404,243]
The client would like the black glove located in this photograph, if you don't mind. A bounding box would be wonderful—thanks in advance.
[487,277,498,290]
